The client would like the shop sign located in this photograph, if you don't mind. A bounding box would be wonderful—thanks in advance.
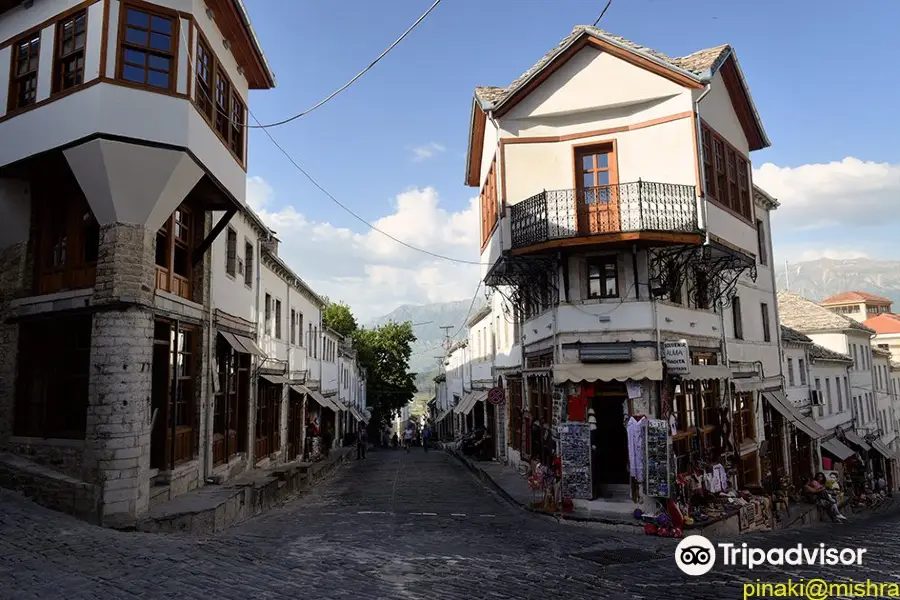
[663,340,691,375]
[487,387,505,406]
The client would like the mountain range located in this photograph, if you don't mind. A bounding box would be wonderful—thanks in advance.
[366,258,899,393]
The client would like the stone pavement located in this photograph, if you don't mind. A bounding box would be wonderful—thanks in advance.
[2,445,900,599]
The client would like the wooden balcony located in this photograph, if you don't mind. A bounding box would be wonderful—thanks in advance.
[509,181,701,253]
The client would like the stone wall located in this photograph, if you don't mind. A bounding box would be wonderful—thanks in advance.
[84,308,154,526]
[0,242,28,447]
[93,224,156,307]
[6,438,84,480]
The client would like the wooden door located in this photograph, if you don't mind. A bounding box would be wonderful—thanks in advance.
[575,146,618,234]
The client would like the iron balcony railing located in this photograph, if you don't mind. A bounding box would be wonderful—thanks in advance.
[509,180,699,249]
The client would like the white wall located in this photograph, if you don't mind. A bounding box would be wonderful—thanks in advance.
[695,69,749,156]
[211,211,260,324]
[809,360,852,431]
[782,345,810,408]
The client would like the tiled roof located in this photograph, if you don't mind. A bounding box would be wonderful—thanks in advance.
[863,313,900,335]
[820,291,893,305]
[777,291,876,334]
[473,25,729,107]
[780,325,812,345]
[808,344,852,363]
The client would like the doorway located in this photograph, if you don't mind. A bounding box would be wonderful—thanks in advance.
[590,390,629,497]
[575,143,619,235]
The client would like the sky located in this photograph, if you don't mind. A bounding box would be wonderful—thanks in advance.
[241,0,900,322]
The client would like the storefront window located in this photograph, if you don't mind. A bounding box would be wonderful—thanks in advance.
[671,379,721,474]
[732,392,756,445]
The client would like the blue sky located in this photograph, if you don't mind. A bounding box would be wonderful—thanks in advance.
[241,0,900,320]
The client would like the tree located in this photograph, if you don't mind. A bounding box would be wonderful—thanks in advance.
[353,320,417,428]
[322,301,358,338]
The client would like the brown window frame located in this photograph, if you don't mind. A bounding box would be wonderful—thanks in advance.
[671,379,721,474]
[192,27,246,165]
[731,391,756,445]
[290,309,297,344]
[8,31,41,112]
[700,122,753,222]
[14,315,92,440]
[264,293,272,334]
[761,302,771,343]
[116,2,179,93]
[32,178,99,295]
[755,219,767,266]
[587,256,619,299]
[255,381,281,458]
[731,296,743,340]
[53,10,87,94]
[479,157,498,248]
[212,340,249,466]
[275,298,282,339]
[154,204,195,301]
[243,239,253,288]
[225,226,237,277]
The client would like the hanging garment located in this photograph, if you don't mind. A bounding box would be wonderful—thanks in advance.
[713,463,728,492]
[627,416,647,482]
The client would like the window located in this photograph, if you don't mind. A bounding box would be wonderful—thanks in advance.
[815,378,823,417]
[760,303,771,342]
[672,379,721,474]
[255,381,281,458]
[852,345,858,369]
[14,316,91,439]
[212,339,249,466]
[195,37,214,119]
[732,296,743,339]
[9,32,40,111]
[244,241,253,287]
[297,312,304,346]
[825,378,833,414]
[214,67,230,139]
[54,11,87,93]
[587,257,618,298]
[479,157,498,246]
[225,227,237,277]
[692,269,710,310]
[739,451,760,488]
[290,309,297,344]
[150,322,197,468]
[275,299,282,339]
[118,5,176,90]
[787,357,795,387]
[230,94,245,160]
[798,359,807,385]
[732,392,755,445]
[756,219,768,266]
[836,376,843,412]
[155,206,193,300]
[264,293,272,334]
[701,123,753,221]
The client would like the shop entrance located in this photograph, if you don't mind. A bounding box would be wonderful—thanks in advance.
[590,384,629,497]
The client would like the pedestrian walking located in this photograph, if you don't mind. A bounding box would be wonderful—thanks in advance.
[356,424,368,460]
[422,424,432,452]
[403,425,413,453]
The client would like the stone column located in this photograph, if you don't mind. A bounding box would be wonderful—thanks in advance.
[84,223,156,525]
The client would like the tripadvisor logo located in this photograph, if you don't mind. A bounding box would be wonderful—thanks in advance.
[675,535,867,576]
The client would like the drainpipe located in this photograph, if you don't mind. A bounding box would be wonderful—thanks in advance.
[205,231,215,481]
[694,84,713,238]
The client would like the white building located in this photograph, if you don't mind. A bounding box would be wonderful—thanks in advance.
[461,24,791,510]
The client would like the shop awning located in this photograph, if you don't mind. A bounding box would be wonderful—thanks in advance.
[301,386,342,413]
[820,438,855,461]
[842,430,871,452]
[552,361,663,384]
[436,408,452,423]
[348,406,366,423]
[454,390,488,415]
[870,439,897,461]
[329,395,348,412]
[679,365,732,381]
[219,331,265,356]
[761,391,827,440]
[260,373,289,385]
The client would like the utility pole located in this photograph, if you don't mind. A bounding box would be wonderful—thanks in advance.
[784,259,790,291]
[439,325,453,352]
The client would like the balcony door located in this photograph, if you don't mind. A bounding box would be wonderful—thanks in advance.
[575,144,619,235]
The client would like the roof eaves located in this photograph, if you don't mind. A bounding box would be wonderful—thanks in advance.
[720,49,770,150]
[753,184,780,209]
[231,0,276,87]
[587,29,702,83]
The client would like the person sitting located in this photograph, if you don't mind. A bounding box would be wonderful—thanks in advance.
[805,472,846,521]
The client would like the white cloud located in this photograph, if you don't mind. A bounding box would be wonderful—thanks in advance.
[246,177,481,322]
[797,248,870,262]
[410,142,446,162]
[754,157,900,231]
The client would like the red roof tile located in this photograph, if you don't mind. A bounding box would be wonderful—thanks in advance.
[863,313,900,335]
[820,291,893,305]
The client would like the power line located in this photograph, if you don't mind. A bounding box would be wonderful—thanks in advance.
[593,0,613,26]
[449,280,484,343]
[249,0,443,129]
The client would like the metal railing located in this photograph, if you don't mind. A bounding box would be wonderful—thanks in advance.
[509,180,699,249]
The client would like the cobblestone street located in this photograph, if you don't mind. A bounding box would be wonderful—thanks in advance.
[2,448,899,599]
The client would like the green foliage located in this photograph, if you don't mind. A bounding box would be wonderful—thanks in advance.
[351,319,418,426]
[322,301,358,338]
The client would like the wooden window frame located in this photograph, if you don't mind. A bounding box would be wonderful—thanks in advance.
[275,298,282,339]
[116,2,179,93]
[14,316,92,440]
[243,239,253,288]
[671,378,721,474]
[212,342,249,466]
[586,256,619,299]
[731,296,743,340]
[154,204,194,301]
[755,219,768,266]
[290,309,297,345]
[700,121,754,222]
[786,357,795,387]
[731,391,756,446]
[52,10,88,95]
[255,381,281,459]
[264,293,272,334]
[8,31,41,112]
[761,302,771,343]
[479,157,499,249]
[191,27,247,167]
[225,226,237,277]
[33,180,99,296]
